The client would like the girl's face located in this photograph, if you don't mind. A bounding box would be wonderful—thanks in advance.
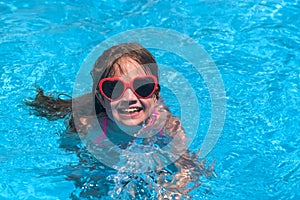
[100,56,157,128]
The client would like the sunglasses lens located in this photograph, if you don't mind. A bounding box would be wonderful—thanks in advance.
[102,80,124,100]
[133,77,156,98]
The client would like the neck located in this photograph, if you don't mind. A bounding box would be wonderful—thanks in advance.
[105,118,141,143]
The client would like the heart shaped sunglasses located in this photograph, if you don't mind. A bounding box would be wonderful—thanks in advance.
[98,75,158,101]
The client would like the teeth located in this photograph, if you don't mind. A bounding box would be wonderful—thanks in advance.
[119,107,141,113]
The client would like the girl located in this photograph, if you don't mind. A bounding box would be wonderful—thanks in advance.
[26,42,214,199]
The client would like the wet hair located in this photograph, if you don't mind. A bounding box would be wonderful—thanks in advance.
[25,42,160,131]
[91,42,160,114]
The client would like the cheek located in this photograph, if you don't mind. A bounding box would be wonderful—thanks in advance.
[103,101,116,117]
[103,99,117,110]
[141,98,156,111]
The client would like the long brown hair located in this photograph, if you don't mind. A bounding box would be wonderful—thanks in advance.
[25,42,160,132]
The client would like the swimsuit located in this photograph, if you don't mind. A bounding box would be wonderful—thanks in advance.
[93,115,108,144]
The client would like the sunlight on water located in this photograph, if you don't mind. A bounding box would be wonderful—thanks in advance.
[0,0,299,199]
[81,133,214,199]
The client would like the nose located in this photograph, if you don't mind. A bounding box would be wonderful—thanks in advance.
[119,88,138,107]
[122,87,138,100]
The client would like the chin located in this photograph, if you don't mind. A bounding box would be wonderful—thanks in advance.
[120,118,145,127]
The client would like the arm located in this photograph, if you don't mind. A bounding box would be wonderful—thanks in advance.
[165,116,188,155]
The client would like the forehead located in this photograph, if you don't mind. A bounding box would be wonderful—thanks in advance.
[111,56,148,79]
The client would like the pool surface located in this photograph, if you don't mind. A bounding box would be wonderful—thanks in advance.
[1,0,299,199]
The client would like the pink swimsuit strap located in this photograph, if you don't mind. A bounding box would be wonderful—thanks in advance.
[148,109,164,136]
[93,115,108,144]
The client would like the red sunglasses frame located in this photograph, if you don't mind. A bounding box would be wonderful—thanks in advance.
[98,75,158,101]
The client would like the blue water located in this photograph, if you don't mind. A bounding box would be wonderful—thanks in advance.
[1,0,299,199]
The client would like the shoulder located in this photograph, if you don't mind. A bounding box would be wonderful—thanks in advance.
[155,99,186,137]
[165,116,185,137]
[155,103,188,154]
[70,113,106,136]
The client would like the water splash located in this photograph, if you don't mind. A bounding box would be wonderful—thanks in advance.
[84,138,215,199]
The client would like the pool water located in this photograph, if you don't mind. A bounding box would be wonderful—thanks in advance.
[1,0,299,199]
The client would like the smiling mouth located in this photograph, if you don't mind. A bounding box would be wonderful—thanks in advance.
[118,107,143,114]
